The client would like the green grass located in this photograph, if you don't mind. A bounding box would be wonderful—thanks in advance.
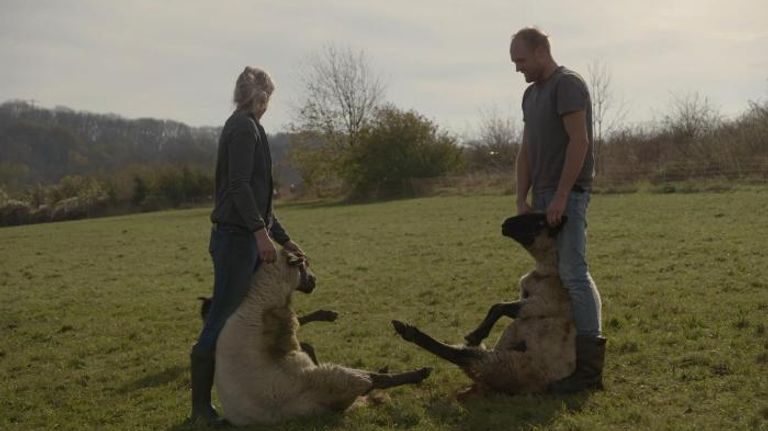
[2,190,768,430]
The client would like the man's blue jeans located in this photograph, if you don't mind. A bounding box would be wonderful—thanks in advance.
[191,225,259,358]
[533,190,602,337]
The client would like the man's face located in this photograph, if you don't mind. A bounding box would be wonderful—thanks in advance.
[510,39,541,83]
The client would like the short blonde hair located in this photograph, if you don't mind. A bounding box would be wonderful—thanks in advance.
[233,66,275,114]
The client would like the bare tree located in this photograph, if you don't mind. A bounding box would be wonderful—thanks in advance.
[292,44,386,148]
[586,60,627,172]
[664,91,721,140]
[466,105,520,172]
[478,105,520,149]
[288,44,386,194]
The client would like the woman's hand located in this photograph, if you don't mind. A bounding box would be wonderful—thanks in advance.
[282,240,305,258]
[254,228,277,263]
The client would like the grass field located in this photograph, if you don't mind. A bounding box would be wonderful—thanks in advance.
[2,189,767,430]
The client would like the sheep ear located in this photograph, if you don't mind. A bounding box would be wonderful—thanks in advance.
[286,252,304,266]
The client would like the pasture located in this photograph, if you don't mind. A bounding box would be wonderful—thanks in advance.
[1,189,767,430]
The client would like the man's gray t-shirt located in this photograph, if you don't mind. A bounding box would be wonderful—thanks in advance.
[522,66,594,194]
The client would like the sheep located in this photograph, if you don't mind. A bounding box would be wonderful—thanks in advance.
[199,296,336,366]
[392,213,576,396]
[212,249,433,425]
[198,296,332,365]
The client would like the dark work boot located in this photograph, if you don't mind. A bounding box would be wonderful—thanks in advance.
[189,352,227,427]
[549,335,606,394]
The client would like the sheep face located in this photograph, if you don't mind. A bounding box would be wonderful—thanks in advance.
[501,213,566,259]
[284,251,316,295]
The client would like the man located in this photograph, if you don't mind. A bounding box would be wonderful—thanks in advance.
[510,27,606,393]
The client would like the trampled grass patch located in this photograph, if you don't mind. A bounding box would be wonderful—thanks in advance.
[1,190,767,430]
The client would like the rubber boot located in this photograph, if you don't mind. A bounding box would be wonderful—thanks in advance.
[549,335,606,393]
[190,352,227,427]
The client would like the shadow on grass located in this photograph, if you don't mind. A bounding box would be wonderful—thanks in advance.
[116,365,187,394]
[165,411,345,431]
[425,390,590,431]
[163,390,592,430]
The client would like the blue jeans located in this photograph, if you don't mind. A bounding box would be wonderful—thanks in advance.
[533,190,602,337]
[191,225,260,358]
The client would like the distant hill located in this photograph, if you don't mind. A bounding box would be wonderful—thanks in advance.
[0,100,299,190]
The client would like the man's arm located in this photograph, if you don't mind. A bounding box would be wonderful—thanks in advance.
[546,110,589,225]
[516,124,533,214]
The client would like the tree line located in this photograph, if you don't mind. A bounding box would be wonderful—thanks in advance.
[0,101,301,226]
[0,100,220,188]
[1,45,766,227]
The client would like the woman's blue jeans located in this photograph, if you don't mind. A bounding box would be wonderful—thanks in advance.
[191,225,260,358]
[533,190,602,337]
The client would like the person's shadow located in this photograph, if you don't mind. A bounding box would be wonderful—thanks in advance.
[116,365,186,394]
[424,390,590,431]
[139,365,589,430]
[162,391,589,430]
[165,411,344,431]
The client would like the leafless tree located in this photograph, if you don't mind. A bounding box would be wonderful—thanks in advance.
[292,44,386,148]
[660,91,724,168]
[664,91,721,140]
[466,105,520,172]
[586,60,627,172]
[478,105,520,149]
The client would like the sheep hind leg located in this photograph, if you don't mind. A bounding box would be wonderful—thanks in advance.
[368,367,433,391]
[391,320,483,367]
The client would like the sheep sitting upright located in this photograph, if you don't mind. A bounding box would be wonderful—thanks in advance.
[392,213,576,395]
[214,249,432,426]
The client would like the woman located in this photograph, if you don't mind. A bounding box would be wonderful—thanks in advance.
[190,66,304,425]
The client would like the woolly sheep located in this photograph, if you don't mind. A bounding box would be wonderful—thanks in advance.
[392,213,576,396]
[213,249,432,425]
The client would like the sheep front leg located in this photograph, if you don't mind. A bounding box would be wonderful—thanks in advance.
[298,309,338,325]
[392,320,483,367]
[297,310,337,365]
[464,302,522,346]
[300,342,319,365]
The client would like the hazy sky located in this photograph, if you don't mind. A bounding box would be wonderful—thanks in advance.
[2,0,766,136]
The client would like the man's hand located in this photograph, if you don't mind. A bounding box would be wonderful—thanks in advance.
[254,228,277,263]
[546,194,567,226]
[282,240,305,258]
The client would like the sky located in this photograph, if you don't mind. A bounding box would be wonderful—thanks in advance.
[2,0,767,137]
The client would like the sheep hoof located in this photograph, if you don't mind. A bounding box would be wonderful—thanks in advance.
[416,367,433,382]
[464,331,485,347]
[391,320,418,342]
[456,384,485,402]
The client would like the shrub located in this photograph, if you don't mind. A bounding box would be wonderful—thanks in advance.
[0,199,31,226]
[345,105,463,199]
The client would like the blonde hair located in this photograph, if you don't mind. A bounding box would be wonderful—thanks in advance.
[233,66,275,115]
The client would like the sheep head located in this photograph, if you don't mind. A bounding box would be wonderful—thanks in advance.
[501,213,566,261]
[283,250,316,294]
